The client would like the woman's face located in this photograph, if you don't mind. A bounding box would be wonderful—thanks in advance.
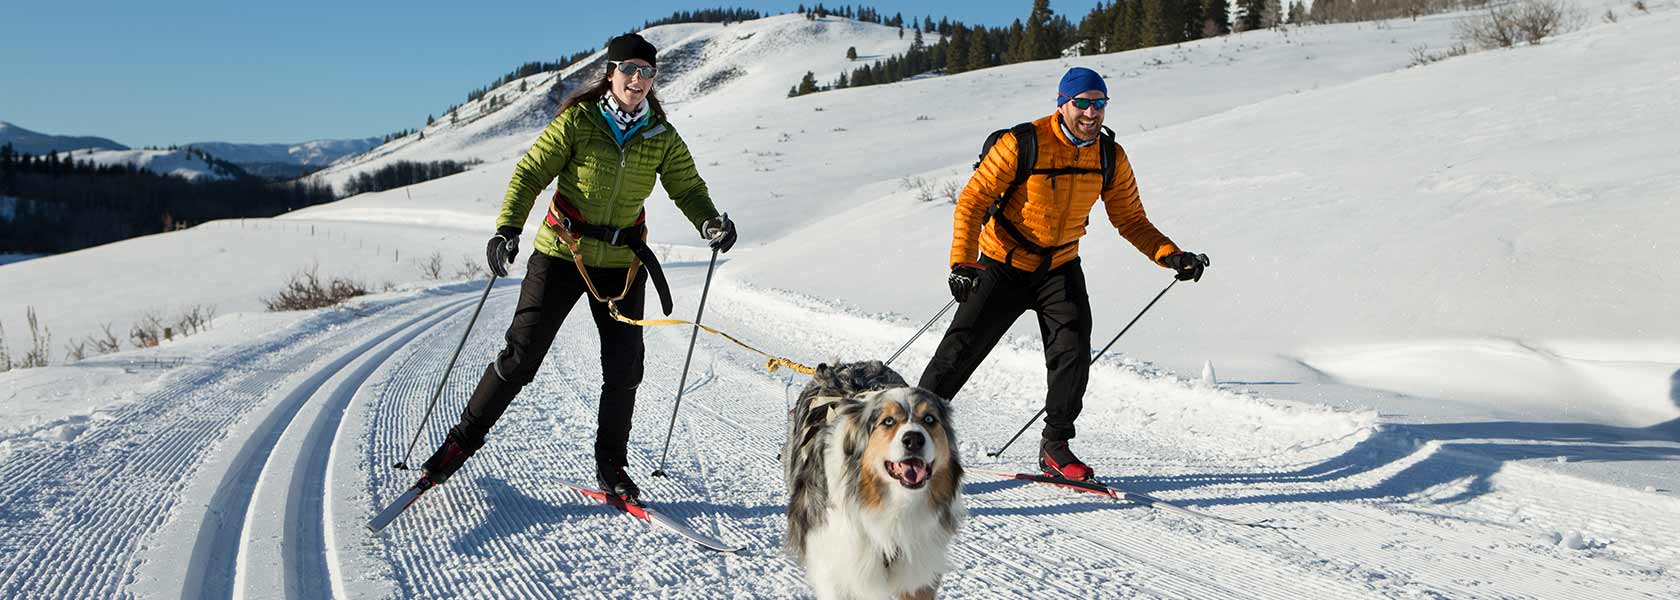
[609,59,655,108]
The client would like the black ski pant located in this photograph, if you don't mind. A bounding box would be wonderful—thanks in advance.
[447,250,647,468]
[918,255,1093,442]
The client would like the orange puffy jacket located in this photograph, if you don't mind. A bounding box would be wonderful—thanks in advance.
[951,113,1179,272]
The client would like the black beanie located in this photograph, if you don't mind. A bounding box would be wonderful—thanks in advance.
[607,33,658,67]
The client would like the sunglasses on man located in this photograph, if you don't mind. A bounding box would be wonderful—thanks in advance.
[609,61,658,79]
[1069,97,1109,110]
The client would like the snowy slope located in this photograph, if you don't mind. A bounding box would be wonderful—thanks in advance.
[0,120,127,154]
[1,7,1678,599]
[307,15,927,194]
[61,147,243,180]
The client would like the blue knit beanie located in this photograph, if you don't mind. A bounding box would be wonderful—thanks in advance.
[1057,67,1107,106]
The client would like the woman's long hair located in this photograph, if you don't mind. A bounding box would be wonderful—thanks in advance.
[559,63,667,121]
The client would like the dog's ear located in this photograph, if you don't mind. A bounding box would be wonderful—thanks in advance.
[836,398,873,459]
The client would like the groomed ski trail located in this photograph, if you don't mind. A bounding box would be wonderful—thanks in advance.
[3,261,1676,599]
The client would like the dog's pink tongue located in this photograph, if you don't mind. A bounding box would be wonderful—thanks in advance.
[897,460,929,486]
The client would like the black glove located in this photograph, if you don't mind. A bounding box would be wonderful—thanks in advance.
[486,227,520,277]
[1162,252,1209,282]
[702,214,737,253]
[947,262,986,302]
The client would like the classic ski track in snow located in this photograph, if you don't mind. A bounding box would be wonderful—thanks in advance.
[315,263,1677,598]
[235,291,508,600]
[0,285,484,599]
[3,265,1673,598]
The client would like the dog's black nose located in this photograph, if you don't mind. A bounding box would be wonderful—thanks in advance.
[901,430,925,452]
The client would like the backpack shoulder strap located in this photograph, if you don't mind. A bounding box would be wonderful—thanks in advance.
[1099,126,1117,189]
[1009,122,1038,186]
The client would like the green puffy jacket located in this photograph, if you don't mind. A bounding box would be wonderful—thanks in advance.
[497,100,719,268]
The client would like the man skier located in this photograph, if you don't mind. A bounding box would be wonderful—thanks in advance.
[918,67,1207,482]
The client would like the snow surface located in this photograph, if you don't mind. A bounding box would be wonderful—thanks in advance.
[2,8,1678,599]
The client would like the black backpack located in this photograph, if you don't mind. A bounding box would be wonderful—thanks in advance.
[974,122,1118,273]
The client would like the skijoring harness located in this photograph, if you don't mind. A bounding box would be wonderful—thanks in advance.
[544,190,816,376]
[544,190,675,317]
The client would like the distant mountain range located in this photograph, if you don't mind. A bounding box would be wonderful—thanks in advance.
[0,120,380,180]
[0,121,127,154]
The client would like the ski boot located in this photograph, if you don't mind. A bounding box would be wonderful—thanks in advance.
[596,458,642,505]
[1040,438,1095,482]
[420,434,477,484]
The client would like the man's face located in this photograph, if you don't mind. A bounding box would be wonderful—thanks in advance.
[1057,89,1107,141]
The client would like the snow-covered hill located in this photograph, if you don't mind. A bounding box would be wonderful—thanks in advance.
[186,137,382,179]
[2,7,1678,599]
[61,146,244,181]
[308,14,929,194]
[0,120,127,154]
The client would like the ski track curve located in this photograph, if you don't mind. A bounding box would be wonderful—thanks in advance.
[0,285,481,599]
[269,296,489,600]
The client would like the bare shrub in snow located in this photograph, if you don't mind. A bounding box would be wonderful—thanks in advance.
[0,320,10,372]
[1409,43,1469,66]
[901,176,941,203]
[456,254,485,279]
[941,179,966,205]
[264,264,369,311]
[65,339,88,364]
[1633,0,1647,12]
[22,307,52,369]
[419,251,445,280]
[1456,5,1521,48]
[174,304,217,336]
[1515,0,1583,42]
[89,323,123,355]
[130,310,165,348]
[1456,0,1582,49]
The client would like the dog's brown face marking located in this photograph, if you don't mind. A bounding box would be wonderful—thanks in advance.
[856,390,961,510]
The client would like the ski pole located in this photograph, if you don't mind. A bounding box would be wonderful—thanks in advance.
[885,298,958,368]
[652,246,722,477]
[987,272,1189,459]
[394,274,498,470]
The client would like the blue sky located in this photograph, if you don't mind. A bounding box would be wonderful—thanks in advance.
[2,1,1099,147]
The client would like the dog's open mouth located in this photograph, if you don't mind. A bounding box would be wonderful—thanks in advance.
[886,458,932,489]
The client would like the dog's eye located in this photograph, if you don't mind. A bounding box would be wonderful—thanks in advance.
[922,414,937,426]
[881,416,896,427]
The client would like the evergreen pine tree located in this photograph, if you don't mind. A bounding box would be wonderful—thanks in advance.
[1023,0,1056,60]
[1142,0,1171,46]
[1180,0,1204,41]
[1238,0,1266,30]
[1006,20,1026,63]
[846,46,858,60]
[946,24,969,72]
[797,71,819,95]
[968,27,992,67]
[1203,0,1232,35]
[1123,0,1147,49]
[1263,0,1283,27]
[427,114,435,126]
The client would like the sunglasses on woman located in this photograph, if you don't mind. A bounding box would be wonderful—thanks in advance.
[609,61,658,79]
[1070,97,1109,110]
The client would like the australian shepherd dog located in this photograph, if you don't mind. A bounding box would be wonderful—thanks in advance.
[783,361,965,600]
